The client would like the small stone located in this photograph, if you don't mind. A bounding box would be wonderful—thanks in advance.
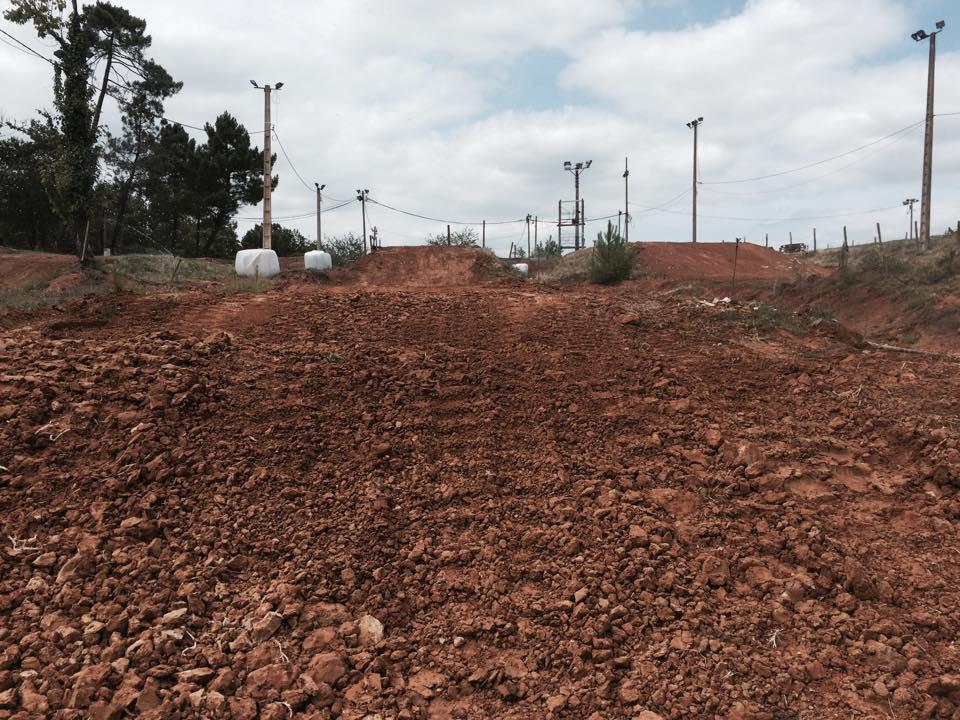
[573,587,589,603]
[358,614,384,646]
[161,607,188,626]
[177,667,216,685]
[306,653,346,685]
[633,711,665,720]
[32,552,57,568]
[872,679,889,699]
[244,663,295,700]
[250,612,283,643]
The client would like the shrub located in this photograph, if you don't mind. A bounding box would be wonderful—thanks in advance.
[324,233,365,267]
[858,247,906,277]
[589,222,635,285]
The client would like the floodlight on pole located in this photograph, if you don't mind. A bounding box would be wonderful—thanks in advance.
[564,159,592,249]
[250,80,283,249]
[315,183,326,251]
[687,117,704,243]
[912,19,945,250]
[356,189,370,254]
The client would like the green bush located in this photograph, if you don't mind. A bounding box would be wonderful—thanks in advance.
[589,222,635,285]
[324,233,365,267]
[858,247,906,277]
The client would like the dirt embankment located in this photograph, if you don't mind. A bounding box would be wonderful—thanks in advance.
[541,241,828,283]
[0,280,958,719]
[350,246,511,286]
[0,251,81,291]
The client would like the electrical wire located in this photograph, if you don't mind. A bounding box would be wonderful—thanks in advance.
[367,197,524,226]
[271,128,314,193]
[700,123,924,198]
[236,198,355,221]
[1,28,218,134]
[628,202,903,223]
[701,120,925,185]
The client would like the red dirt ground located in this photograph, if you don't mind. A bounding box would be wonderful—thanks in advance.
[1,268,959,719]
[0,252,78,291]
[350,246,510,286]
[633,242,827,281]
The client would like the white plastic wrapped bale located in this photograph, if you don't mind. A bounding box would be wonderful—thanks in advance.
[512,263,529,277]
[234,249,280,278]
[304,250,332,271]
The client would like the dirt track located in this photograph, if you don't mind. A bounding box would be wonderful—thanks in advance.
[1,275,960,719]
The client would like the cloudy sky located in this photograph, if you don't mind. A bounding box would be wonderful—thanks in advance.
[2,0,959,253]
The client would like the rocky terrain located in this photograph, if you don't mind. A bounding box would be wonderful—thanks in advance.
[1,275,959,719]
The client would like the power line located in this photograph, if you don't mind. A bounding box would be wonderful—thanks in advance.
[0,28,218,134]
[629,201,904,223]
[701,120,925,185]
[236,198,355,221]
[271,128,313,192]
[368,197,523,226]
[700,123,924,198]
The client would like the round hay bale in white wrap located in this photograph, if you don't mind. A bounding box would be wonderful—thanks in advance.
[304,250,333,271]
[234,249,280,278]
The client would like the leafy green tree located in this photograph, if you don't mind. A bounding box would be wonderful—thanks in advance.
[192,113,273,256]
[535,237,562,257]
[104,61,181,253]
[241,224,312,256]
[325,233,365,266]
[426,227,479,247]
[0,136,61,250]
[5,0,170,263]
[589,221,635,284]
[141,123,198,253]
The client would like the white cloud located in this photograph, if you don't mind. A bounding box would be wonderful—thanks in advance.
[2,0,959,252]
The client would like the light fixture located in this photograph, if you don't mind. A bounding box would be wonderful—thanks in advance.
[912,29,928,41]
[564,161,572,170]
[936,20,945,30]
[250,80,259,88]
[275,82,284,90]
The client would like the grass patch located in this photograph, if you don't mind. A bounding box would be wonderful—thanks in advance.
[103,254,233,285]
[0,282,109,311]
[221,277,278,294]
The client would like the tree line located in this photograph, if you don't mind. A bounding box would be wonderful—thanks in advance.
[0,0,273,262]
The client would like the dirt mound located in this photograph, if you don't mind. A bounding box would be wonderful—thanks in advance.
[350,246,508,286]
[1,282,959,719]
[547,241,829,282]
[636,241,827,280]
[0,251,77,290]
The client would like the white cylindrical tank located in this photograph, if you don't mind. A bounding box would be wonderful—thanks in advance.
[234,249,280,278]
[512,263,529,277]
[304,250,333,271]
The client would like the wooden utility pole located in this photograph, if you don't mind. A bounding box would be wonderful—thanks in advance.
[482,220,486,248]
[356,189,369,253]
[731,237,741,294]
[876,222,882,244]
[765,233,768,248]
[623,156,629,243]
[314,182,325,250]
[903,198,918,244]
[534,215,538,256]
[447,224,451,245]
[252,83,279,250]
[913,21,945,251]
[526,214,531,258]
[687,118,703,243]
[843,225,848,249]
[813,228,817,253]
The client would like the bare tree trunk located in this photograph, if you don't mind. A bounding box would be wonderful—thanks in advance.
[90,33,115,136]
